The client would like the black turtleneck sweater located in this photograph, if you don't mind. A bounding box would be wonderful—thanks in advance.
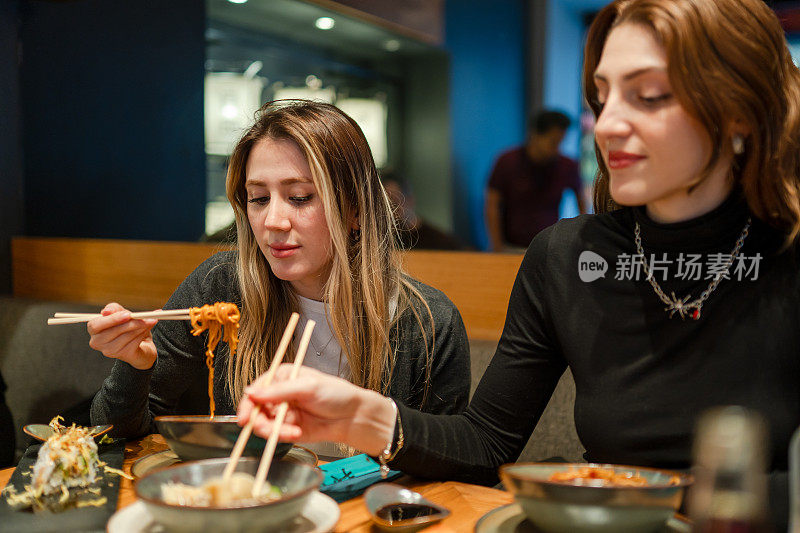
[392,194,799,525]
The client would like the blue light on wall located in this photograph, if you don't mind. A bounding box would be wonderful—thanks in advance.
[445,0,526,249]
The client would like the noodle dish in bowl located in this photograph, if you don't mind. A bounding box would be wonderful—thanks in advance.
[499,462,693,533]
[135,457,322,532]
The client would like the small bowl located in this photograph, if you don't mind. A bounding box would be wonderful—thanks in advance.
[364,483,450,532]
[154,415,291,461]
[135,457,322,532]
[23,423,113,442]
[499,462,693,533]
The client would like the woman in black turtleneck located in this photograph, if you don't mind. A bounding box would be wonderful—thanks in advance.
[240,0,800,527]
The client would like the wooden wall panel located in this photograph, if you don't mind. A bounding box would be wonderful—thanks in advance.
[12,238,228,310]
[12,238,523,340]
[401,250,522,340]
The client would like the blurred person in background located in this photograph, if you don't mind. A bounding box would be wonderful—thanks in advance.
[486,110,587,252]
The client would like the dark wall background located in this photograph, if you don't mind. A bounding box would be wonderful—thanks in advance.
[0,0,23,295]
[0,0,531,293]
[18,0,206,244]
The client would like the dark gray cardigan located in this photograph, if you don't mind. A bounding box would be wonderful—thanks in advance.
[91,252,470,438]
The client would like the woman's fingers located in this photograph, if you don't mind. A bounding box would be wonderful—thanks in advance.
[86,303,158,369]
[88,317,156,351]
[237,394,303,440]
[238,365,352,441]
[87,309,131,337]
[245,376,318,405]
[237,394,256,426]
[101,302,125,315]
[238,366,319,421]
[253,416,302,441]
[100,328,149,358]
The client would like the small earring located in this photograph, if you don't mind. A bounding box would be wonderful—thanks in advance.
[350,228,361,241]
[732,134,745,155]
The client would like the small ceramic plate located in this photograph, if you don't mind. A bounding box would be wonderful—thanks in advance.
[107,490,340,533]
[130,449,180,479]
[475,503,692,533]
[283,446,319,468]
[23,423,113,442]
[130,445,318,478]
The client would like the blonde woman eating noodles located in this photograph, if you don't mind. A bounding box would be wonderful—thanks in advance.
[88,100,470,438]
[240,0,800,526]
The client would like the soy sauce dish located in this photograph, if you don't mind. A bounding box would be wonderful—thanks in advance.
[364,483,450,531]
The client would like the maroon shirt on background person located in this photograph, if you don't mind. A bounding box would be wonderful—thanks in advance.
[488,147,582,248]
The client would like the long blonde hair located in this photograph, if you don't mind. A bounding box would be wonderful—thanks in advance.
[584,0,800,240]
[225,100,433,405]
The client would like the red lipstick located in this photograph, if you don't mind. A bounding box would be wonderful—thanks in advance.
[607,150,646,169]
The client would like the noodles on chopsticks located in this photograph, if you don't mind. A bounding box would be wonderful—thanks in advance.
[189,302,240,418]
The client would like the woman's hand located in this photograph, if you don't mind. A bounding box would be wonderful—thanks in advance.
[87,303,158,370]
[238,365,396,456]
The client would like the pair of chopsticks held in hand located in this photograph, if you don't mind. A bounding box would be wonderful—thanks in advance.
[223,312,312,496]
[47,309,191,325]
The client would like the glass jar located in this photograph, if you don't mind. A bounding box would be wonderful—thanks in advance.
[688,406,771,533]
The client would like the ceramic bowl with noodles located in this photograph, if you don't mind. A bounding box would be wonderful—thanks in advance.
[135,457,322,532]
[155,415,292,462]
[499,462,693,533]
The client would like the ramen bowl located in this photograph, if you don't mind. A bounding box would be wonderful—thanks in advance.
[135,457,322,532]
[155,415,291,461]
[499,462,693,533]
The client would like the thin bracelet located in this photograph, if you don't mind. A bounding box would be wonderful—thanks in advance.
[378,398,404,478]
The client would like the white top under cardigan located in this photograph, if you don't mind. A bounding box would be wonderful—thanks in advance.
[295,294,350,379]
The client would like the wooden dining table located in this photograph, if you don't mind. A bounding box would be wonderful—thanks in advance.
[0,434,514,532]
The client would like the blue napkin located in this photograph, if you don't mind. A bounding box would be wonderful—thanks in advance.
[319,454,401,503]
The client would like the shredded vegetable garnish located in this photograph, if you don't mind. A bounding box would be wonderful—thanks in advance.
[189,302,240,418]
[102,465,132,480]
[32,417,100,496]
[74,496,107,508]
[3,417,109,512]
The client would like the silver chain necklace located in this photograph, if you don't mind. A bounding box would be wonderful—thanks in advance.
[299,316,337,357]
[309,332,336,357]
[634,218,751,320]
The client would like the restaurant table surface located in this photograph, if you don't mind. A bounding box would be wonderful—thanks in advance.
[0,434,513,532]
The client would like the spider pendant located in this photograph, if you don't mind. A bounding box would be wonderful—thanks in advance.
[665,292,701,320]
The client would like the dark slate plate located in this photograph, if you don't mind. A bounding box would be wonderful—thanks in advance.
[0,439,126,532]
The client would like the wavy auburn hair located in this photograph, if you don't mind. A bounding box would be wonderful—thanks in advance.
[224,100,432,406]
[584,0,800,240]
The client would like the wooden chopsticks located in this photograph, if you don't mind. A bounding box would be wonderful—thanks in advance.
[46,309,191,325]
[221,312,300,484]
[251,318,314,496]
